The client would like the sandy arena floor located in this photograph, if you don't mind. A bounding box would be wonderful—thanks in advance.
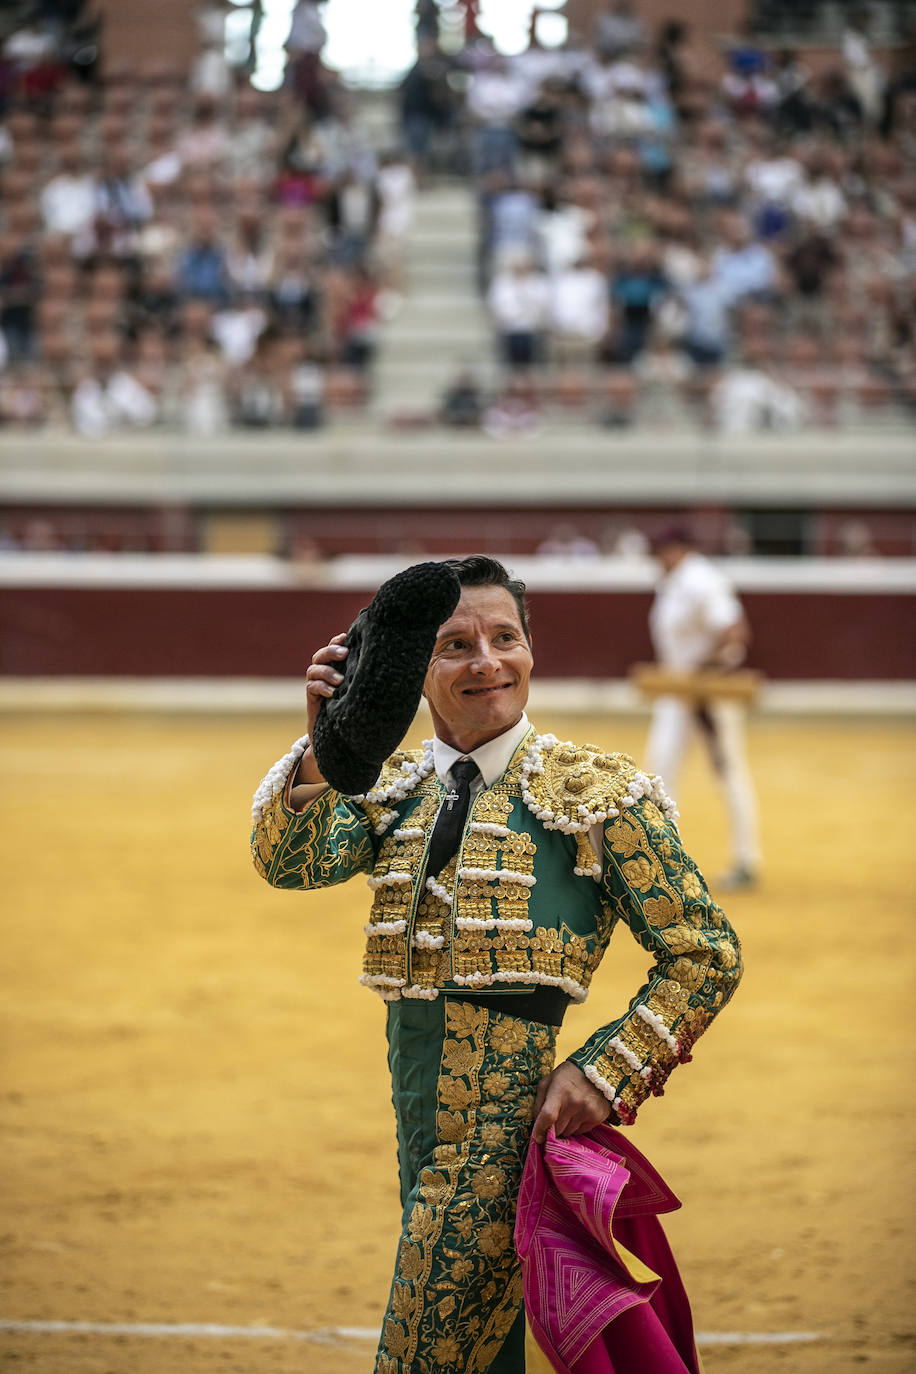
[1,711,914,1374]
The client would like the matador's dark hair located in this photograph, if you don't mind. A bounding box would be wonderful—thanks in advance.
[440,556,531,643]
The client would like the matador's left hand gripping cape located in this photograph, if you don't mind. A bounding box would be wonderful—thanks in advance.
[251,724,742,1125]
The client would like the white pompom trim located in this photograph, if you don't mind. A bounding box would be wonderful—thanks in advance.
[251,734,310,820]
[359,973,406,989]
[457,867,537,888]
[606,1035,645,1075]
[367,870,413,890]
[450,969,588,1002]
[455,916,533,932]
[425,877,453,906]
[635,1003,680,1052]
[364,742,435,806]
[364,919,408,937]
[583,1063,616,1104]
[413,930,445,949]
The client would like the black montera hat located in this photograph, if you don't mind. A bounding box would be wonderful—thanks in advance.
[312,560,462,795]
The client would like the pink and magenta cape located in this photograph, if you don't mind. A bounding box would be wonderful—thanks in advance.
[515,1125,703,1374]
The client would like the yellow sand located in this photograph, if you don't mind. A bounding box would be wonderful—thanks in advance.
[1,713,914,1374]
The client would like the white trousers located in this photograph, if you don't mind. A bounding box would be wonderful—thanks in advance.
[646,695,761,871]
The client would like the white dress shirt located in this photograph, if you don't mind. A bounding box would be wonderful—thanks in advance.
[433,713,532,795]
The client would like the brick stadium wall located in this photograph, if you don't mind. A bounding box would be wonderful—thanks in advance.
[95,0,198,74]
[1,585,913,680]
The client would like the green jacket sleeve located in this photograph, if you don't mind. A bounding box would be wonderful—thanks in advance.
[566,795,742,1124]
[250,737,377,890]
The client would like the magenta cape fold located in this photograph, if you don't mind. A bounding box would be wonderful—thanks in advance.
[514,1125,702,1374]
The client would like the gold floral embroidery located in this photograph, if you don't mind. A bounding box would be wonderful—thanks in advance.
[471,1165,508,1200]
[438,1077,474,1110]
[606,815,643,857]
[477,1221,513,1258]
[432,1335,463,1365]
[680,869,704,901]
[620,855,658,892]
[382,1319,409,1361]
[481,1069,511,1096]
[379,1004,557,1372]
[252,787,375,889]
[446,1001,487,1038]
[441,1037,479,1076]
[399,1241,423,1280]
[487,1018,528,1056]
[643,894,679,926]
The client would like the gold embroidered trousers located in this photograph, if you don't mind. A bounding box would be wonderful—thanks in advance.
[377,997,558,1373]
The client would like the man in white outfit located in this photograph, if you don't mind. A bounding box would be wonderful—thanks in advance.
[646,526,761,888]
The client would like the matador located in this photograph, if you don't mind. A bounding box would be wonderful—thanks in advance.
[251,555,742,1372]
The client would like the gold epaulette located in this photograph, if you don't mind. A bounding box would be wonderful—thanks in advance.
[523,739,641,832]
[371,747,428,793]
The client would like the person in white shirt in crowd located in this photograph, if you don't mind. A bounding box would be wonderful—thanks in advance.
[487,251,550,367]
[790,148,848,234]
[587,60,656,139]
[842,13,886,124]
[486,175,542,271]
[225,87,278,181]
[552,250,609,362]
[535,183,594,278]
[677,253,733,366]
[94,144,154,257]
[40,142,97,250]
[548,254,609,365]
[70,332,158,438]
[646,525,761,888]
[226,208,275,298]
[210,295,268,369]
[190,3,232,100]
[710,210,778,305]
[711,337,805,432]
[466,54,526,176]
[742,134,805,228]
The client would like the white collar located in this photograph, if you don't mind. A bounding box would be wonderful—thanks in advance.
[433,712,531,788]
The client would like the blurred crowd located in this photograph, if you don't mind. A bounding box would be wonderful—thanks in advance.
[465,1,916,431]
[0,0,415,434]
[0,0,913,436]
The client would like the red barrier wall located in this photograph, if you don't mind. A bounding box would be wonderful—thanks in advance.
[1,587,913,679]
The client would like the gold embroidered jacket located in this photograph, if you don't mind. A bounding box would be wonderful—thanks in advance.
[251,726,742,1123]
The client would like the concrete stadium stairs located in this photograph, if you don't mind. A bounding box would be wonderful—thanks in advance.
[372,184,494,422]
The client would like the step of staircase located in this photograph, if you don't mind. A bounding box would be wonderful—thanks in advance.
[372,182,494,418]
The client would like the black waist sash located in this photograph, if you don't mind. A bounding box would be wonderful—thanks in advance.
[444,984,570,1027]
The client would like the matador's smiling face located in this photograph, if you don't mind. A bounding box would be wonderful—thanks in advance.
[423,586,533,754]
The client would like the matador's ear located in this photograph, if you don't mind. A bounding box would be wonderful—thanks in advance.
[313,561,461,795]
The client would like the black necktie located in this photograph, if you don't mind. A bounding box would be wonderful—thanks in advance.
[423,758,481,882]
